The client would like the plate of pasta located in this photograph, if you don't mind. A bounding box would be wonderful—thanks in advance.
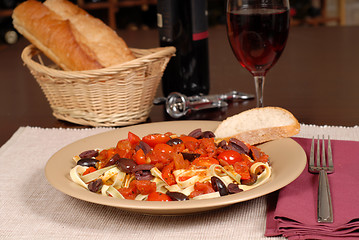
[45,120,306,215]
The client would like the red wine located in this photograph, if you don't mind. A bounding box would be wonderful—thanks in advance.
[227,8,289,75]
[158,0,209,97]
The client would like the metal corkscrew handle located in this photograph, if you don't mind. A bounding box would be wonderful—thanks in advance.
[164,91,254,118]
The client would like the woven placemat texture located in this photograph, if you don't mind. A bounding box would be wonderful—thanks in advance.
[1,124,358,239]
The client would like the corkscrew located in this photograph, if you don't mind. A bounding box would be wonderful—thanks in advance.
[154,91,255,118]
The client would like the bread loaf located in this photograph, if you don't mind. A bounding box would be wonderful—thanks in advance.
[12,0,135,71]
[12,0,102,70]
[214,107,300,145]
[44,0,135,67]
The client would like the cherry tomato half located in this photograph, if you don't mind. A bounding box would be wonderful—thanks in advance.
[179,135,199,144]
[147,192,172,201]
[192,157,219,168]
[217,150,242,165]
[116,139,133,158]
[135,180,156,195]
[142,134,171,148]
[133,148,146,165]
[161,161,176,185]
[189,182,215,198]
[233,162,251,180]
[118,185,138,200]
[128,131,141,145]
[180,136,199,152]
[152,143,173,165]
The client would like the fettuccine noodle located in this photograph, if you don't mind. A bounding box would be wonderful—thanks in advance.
[70,129,272,201]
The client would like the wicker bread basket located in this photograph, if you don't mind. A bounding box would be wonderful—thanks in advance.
[21,44,175,127]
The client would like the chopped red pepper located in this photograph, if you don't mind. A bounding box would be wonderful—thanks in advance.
[83,167,96,175]
[162,161,176,185]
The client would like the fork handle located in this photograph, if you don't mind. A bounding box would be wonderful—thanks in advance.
[317,170,333,223]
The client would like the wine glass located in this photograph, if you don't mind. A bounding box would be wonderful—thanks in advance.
[226,0,290,107]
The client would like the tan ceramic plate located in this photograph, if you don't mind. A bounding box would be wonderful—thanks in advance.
[45,121,306,215]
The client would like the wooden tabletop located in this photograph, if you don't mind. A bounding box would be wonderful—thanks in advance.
[1,25,358,147]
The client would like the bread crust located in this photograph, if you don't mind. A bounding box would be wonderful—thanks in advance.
[12,0,136,71]
[214,107,300,145]
[12,0,103,71]
[228,125,300,145]
[44,0,136,67]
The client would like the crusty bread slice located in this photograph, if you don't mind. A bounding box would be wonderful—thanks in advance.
[214,107,300,145]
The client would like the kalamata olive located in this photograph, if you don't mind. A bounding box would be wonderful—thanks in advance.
[135,170,154,181]
[104,153,121,167]
[226,142,245,154]
[229,138,249,154]
[217,140,227,148]
[188,128,203,139]
[227,183,243,194]
[135,141,152,155]
[241,173,258,185]
[132,164,154,173]
[79,149,99,159]
[249,147,261,161]
[166,138,183,146]
[181,152,201,161]
[211,176,229,196]
[77,158,99,168]
[88,179,102,193]
[132,164,154,180]
[166,191,189,201]
[202,131,215,138]
[222,145,231,151]
[115,157,137,173]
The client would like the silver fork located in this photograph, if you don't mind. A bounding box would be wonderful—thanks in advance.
[309,135,334,223]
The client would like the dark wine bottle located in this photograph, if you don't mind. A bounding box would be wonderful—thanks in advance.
[157,0,209,97]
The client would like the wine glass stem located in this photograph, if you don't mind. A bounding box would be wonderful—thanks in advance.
[254,75,265,107]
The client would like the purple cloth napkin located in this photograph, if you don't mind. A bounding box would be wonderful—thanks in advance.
[265,137,359,240]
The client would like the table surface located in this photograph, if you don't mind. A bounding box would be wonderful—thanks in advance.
[1,25,359,147]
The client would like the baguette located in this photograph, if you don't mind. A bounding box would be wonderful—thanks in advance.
[12,0,103,71]
[12,0,135,71]
[43,0,135,67]
[214,107,300,145]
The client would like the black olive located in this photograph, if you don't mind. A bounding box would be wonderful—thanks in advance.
[135,170,154,181]
[88,179,102,193]
[77,158,99,168]
[227,183,243,194]
[226,142,245,154]
[166,191,189,201]
[188,128,203,139]
[181,152,201,161]
[132,164,154,173]
[135,141,152,155]
[79,150,99,159]
[115,157,137,173]
[229,138,249,154]
[104,153,121,167]
[166,138,183,146]
[249,147,261,161]
[202,131,215,138]
[217,140,227,148]
[211,176,229,196]
[241,173,258,185]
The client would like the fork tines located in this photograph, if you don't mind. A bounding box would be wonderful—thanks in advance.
[309,135,334,173]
